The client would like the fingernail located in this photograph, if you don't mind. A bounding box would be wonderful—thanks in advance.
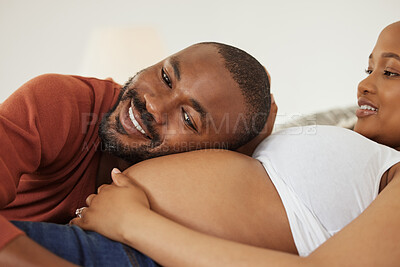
[271,94,275,104]
[112,168,121,174]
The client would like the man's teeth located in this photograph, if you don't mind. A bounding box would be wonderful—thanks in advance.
[360,105,378,111]
[129,107,146,134]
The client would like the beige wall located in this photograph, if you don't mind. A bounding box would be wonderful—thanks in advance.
[0,0,399,124]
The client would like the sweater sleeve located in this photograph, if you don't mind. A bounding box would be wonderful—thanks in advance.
[0,74,100,249]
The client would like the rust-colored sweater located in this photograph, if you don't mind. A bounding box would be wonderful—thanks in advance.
[0,74,120,249]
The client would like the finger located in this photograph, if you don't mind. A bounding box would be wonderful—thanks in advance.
[70,213,89,228]
[86,194,96,206]
[70,207,87,226]
[111,168,132,187]
[69,217,79,226]
[97,184,108,194]
[75,207,86,218]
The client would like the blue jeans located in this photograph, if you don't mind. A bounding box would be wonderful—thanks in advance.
[12,221,160,267]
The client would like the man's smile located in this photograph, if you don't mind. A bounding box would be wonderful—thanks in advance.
[119,98,151,140]
[128,105,146,135]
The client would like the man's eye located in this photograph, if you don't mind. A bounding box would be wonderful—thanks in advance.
[384,70,399,77]
[365,69,373,75]
[182,108,197,132]
[161,68,172,88]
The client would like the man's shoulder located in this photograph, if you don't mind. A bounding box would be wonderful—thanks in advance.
[8,73,120,113]
[1,74,121,128]
[24,73,120,96]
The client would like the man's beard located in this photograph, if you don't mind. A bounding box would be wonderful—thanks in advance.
[98,77,166,165]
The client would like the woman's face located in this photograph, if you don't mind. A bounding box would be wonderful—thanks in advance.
[354,22,400,149]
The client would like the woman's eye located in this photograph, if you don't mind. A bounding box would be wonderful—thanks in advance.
[384,70,399,77]
[182,108,197,132]
[162,68,172,88]
[365,69,373,75]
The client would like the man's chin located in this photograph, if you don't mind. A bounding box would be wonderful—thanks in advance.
[100,136,167,165]
[99,115,169,164]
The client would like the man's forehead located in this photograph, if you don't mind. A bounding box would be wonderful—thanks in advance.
[171,46,245,124]
[159,45,234,92]
[166,44,221,65]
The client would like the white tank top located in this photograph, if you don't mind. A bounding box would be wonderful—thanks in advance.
[253,125,400,256]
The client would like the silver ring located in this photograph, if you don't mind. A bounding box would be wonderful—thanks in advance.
[75,207,86,218]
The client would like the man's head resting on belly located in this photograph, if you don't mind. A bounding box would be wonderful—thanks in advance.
[99,42,271,164]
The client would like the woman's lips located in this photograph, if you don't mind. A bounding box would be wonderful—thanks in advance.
[356,105,378,118]
[356,108,378,118]
[356,98,378,118]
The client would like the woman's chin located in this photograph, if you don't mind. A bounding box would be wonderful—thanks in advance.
[354,123,375,141]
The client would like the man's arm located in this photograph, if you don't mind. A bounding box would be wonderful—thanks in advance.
[0,75,83,265]
[0,74,80,248]
[0,74,118,262]
[0,75,52,248]
[0,235,78,267]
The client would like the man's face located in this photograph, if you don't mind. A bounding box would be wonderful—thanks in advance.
[99,44,247,163]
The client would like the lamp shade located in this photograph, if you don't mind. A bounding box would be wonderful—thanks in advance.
[80,27,167,85]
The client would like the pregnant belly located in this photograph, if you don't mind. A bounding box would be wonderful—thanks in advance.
[124,149,298,254]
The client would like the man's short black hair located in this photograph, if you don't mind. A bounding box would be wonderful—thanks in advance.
[200,42,271,149]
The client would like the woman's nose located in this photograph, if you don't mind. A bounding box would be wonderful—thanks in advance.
[358,75,377,96]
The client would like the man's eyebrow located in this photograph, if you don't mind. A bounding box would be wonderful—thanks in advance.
[169,56,181,81]
[382,52,400,61]
[190,98,207,128]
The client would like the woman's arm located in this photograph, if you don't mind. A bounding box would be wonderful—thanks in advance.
[73,162,400,266]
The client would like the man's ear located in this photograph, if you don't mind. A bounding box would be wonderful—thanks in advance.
[236,94,277,156]
[264,94,277,137]
[264,67,271,83]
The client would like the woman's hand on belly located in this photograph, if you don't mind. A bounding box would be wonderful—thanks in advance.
[70,169,151,243]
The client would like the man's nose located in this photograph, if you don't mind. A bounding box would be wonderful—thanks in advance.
[358,75,377,96]
[143,92,178,125]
